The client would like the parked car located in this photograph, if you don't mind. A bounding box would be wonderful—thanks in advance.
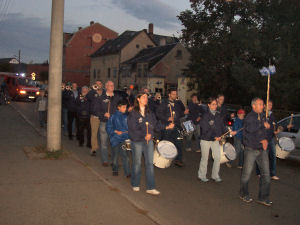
[277,114,300,149]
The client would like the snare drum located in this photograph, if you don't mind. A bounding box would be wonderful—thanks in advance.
[153,140,178,168]
[276,137,295,159]
[182,120,195,135]
[220,143,237,164]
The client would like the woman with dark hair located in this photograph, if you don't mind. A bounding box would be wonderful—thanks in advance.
[198,97,231,182]
[128,93,174,195]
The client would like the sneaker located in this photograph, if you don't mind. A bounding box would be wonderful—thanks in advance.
[212,177,222,183]
[226,162,232,168]
[237,166,243,169]
[112,171,118,176]
[186,148,192,152]
[146,189,160,196]
[195,149,201,153]
[132,187,140,192]
[271,176,280,180]
[198,177,209,182]
[174,160,184,167]
[240,196,253,203]
[90,151,96,157]
[256,199,272,207]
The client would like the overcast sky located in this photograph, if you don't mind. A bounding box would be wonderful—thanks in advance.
[0,0,190,63]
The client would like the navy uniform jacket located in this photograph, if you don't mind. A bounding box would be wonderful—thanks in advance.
[61,89,69,109]
[243,110,268,150]
[87,89,103,118]
[75,95,90,119]
[128,110,164,142]
[99,92,121,122]
[156,99,185,127]
[187,102,204,125]
[200,110,227,141]
[266,111,276,141]
[217,104,228,124]
[65,89,79,112]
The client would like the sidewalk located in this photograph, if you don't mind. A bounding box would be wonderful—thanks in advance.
[0,105,156,225]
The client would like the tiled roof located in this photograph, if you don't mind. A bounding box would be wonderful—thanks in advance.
[152,34,179,46]
[122,43,177,68]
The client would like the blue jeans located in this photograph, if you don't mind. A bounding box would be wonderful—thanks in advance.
[234,137,244,167]
[131,141,156,190]
[256,138,276,177]
[186,124,200,150]
[240,147,271,201]
[62,107,68,135]
[112,142,130,176]
[99,122,110,163]
[38,111,47,127]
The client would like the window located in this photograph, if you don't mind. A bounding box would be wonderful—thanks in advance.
[107,68,111,78]
[137,64,142,77]
[93,69,96,79]
[113,67,117,78]
[175,50,182,59]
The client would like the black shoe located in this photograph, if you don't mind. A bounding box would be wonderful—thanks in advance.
[90,151,96,157]
[112,171,118,176]
[126,174,131,179]
[174,160,184,167]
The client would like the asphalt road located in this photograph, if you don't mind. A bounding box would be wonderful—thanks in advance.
[7,101,300,225]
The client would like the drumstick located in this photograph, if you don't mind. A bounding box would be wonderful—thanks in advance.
[288,114,293,132]
[146,122,149,144]
[172,111,175,121]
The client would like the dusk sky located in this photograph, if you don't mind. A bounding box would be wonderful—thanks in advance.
[0,0,191,63]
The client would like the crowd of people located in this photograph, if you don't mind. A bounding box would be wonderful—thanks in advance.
[36,79,289,206]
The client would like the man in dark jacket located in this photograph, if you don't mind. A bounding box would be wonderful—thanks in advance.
[217,94,228,124]
[156,89,187,167]
[76,86,91,148]
[66,82,79,140]
[240,98,272,206]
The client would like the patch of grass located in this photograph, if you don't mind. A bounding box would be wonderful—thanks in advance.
[24,144,71,160]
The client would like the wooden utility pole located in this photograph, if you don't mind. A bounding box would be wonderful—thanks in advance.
[47,0,65,151]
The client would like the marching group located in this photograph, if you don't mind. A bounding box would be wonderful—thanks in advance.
[35,79,288,206]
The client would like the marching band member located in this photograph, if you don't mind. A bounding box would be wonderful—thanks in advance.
[198,97,229,182]
[156,89,187,167]
[75,86,91,148]
[232,109,245,169]
[186,93,204,152]
[240,98,272,206]
[216,94,228,124]
[87,80,104,156]
[66,82,79,140]
[128,93,174,195]
[98,81,121,166]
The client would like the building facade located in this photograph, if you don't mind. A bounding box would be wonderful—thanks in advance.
[63,21,118,86]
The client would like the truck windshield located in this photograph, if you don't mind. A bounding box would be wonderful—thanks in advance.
[17,78,35,87]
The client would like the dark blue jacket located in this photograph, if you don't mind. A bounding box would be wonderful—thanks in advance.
[75,95,90,119]
[187,102,204,125]
[217,104,228,124]
[128,110,163,142]
[106,111,129,147]
[156,99,185,127]
[232,117,243,140]
[66,89,79,112]
[243,110,268,150]
[266,111,276,141]
[86,89,103,117]
[99,92,121,122]
[200,110,227,141]
[61,89,68,109]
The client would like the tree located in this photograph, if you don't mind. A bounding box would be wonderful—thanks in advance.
[178,0,300,110]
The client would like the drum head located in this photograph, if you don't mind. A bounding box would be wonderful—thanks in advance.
[182,120,194,133]
[157,140,178,159]
[224,143,237,160]
[279,137,295,152]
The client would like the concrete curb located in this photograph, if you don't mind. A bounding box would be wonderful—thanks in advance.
[9,103,166,225]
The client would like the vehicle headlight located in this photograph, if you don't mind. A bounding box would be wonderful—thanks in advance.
[20,90,27,94]
[36,91,40,95]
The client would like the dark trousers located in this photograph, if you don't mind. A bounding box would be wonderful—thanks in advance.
[161,128,183,162]
[38,111,47,127]
[67,111,79,139]
[78,117,91,146]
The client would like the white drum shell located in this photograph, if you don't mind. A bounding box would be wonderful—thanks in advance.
[153,140,177,169]
[276,137,295,159]
[220,143,237,164]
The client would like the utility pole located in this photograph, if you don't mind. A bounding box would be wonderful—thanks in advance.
[47,0,65,152]
[18,50,21,73]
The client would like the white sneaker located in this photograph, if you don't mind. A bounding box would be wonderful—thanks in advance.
[186,148,192,152]
[195,149,201,153]
[132,187,140,192]
[146,189,160,195]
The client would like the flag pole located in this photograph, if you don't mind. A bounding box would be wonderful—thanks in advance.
[265,72,270,119]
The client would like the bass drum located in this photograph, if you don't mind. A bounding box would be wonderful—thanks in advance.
[153,140,177,168]
[276,137,295,159]
[220,143,237,164]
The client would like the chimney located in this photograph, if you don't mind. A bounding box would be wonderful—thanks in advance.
[148,23,154,36]
[90,21,94,26]
[78,27,82,30]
